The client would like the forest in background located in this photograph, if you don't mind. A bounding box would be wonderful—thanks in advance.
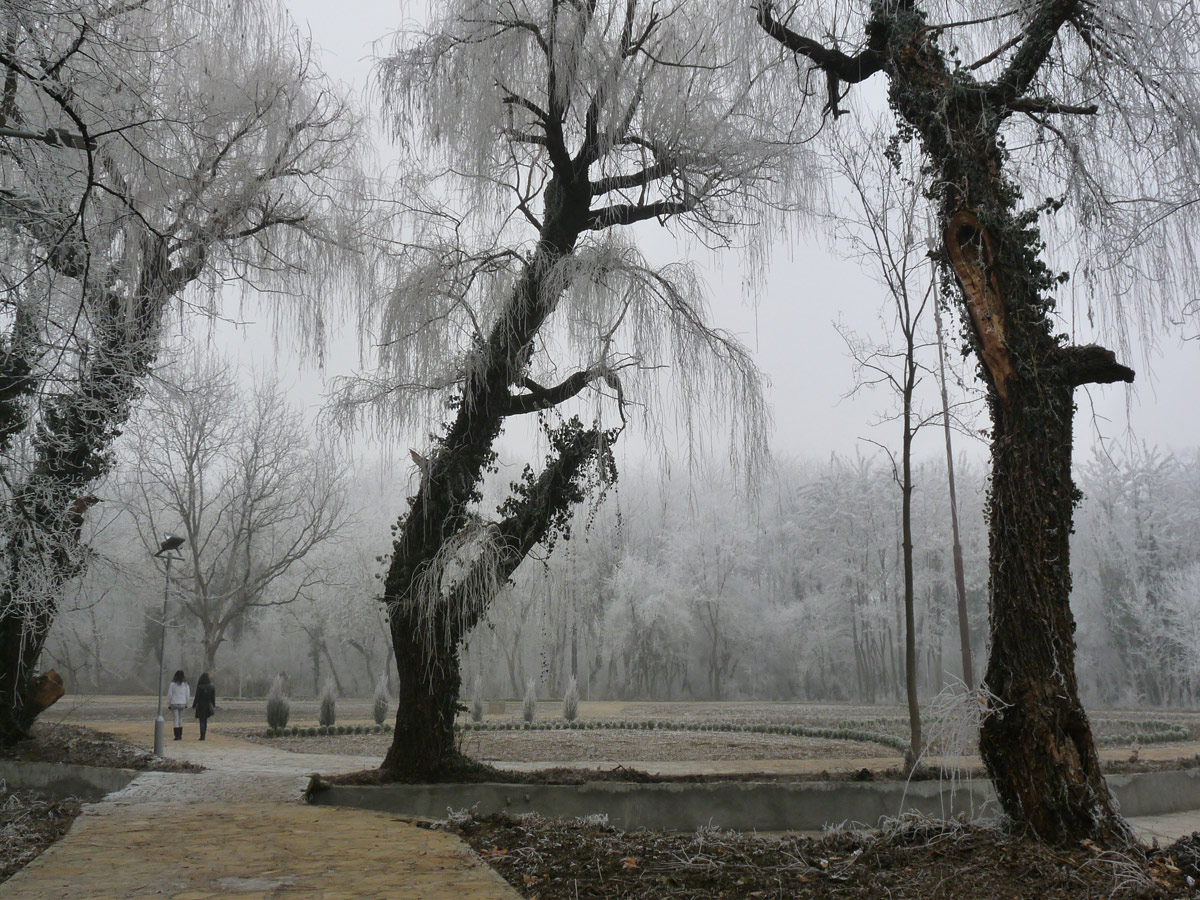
[44,428,1200,711]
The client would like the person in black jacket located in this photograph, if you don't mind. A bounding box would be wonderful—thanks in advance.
[192,672,216,741]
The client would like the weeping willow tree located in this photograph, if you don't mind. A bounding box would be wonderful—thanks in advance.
[755,0,1200,844]
[0,0,368,742]
[346,0,805,780]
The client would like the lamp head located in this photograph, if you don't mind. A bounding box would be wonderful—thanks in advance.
[157,534,186,556]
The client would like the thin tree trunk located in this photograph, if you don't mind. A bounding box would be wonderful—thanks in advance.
[933,280,974,687]
[902,373,922,767]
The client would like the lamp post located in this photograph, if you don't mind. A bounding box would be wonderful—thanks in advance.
[153,534,186,756]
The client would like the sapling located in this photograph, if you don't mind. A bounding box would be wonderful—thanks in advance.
[266,675,290,729]
[372,677,389,726]
[562,674,579,722]
[522,679,537,724]
[318,679,337,727]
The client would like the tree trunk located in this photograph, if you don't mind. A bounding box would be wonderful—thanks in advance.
[0,610,53,743]
[933,289,975,687]
[902,381,922,767]
[382,609,464,778]
[978,379,1128,842]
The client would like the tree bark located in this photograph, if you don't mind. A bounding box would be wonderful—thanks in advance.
[761,0,1136,844]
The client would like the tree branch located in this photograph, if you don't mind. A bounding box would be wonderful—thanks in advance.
[1059,344,1135,387]
[586,199,692,229]
[756,3,884,83]
[590,159,675,196]
[503,368,607,416]
[993,0,1081,103]
[1007,96,1097,116]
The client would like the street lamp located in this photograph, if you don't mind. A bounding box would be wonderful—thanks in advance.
[152,534,186,756]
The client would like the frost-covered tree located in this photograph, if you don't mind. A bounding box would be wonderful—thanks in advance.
[122,357,350,674]
[0,0,367,742]
[352,0,802,779]
[757,0,1200,843]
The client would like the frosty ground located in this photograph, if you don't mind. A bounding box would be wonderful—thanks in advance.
[1,697,1198,897]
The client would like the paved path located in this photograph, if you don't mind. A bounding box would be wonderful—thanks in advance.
[0,723,518,900]
[3,721,1198,898]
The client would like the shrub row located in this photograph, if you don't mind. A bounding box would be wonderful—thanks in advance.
[263,723,392,738]
[1098,725,1190,746]
[455,718,909,751]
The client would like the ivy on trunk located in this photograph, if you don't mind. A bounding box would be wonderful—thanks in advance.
[759,0,1137,844]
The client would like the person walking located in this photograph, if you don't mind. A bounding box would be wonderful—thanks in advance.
[166,670,190,740]
[192,672,216,741]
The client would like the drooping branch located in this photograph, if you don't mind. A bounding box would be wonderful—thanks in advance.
[445,423,608,641]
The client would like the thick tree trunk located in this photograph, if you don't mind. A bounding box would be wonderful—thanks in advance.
[0,610,53,744]
[383,608,464,779]
[978,379,1129,843]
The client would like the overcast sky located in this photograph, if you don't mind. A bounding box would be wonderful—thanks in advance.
[230,0,1200,471]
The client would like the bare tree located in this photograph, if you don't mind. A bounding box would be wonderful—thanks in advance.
[123,357,350,674]
[344,0,800,779]
[756,0,1200,843]
[0,0,368,741]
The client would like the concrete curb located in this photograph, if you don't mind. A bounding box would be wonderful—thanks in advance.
[0,760,139,802]
[308,769,1200,832]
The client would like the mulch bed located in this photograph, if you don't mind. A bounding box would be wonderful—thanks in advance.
[446,812,1200,899]
[0,724,200,772]
[0,788,81,884]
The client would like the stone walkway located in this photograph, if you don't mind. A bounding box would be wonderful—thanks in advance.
[0,723,519,899]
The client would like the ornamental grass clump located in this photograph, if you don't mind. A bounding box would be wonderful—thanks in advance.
[372,677,389,726]
[318,678,337,727]
[266,675,290,729]
[562,674,579,722]
[470,679,485,723]
[522,678,537,724]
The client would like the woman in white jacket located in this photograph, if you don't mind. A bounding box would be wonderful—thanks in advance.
[166,670,190,741]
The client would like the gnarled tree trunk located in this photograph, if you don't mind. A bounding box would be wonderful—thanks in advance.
[760,0,1137,843]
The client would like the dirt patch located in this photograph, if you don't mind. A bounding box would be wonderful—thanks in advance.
[0,788,81,885]
[0,724,200,772]
[449,812,1198,899]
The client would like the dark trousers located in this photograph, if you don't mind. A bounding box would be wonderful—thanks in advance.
[198,717,208,739]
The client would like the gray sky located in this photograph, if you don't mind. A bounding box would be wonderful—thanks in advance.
[244,0,1200,468]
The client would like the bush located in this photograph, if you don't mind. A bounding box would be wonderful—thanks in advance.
[562,674,579,722]
[470,679,485,724]
[318,679,337,727]
[522,678,537,724]
[372,678,389,726]
[266,675,290,729]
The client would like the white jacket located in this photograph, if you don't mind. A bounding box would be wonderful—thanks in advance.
[166,681,190,709]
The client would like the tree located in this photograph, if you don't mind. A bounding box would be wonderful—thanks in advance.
[827,118,942,766]
[0,0,366,742]
[349,0,795,779]
[123,358,349,674]
[756,0,1200,842]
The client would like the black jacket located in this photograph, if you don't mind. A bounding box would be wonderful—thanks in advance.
[193,683,216,718]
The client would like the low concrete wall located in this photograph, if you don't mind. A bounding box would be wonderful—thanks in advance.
[0,760,138,802]
[309,769,1200,832]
